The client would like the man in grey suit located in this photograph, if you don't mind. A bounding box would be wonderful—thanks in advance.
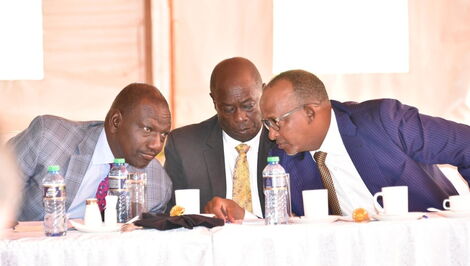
[164,57,275,222]
[9,83,172,221]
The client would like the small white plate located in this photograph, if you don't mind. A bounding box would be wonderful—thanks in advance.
[372,212,425,221]
[70,220,121,233]
[436,210,470,218]
[242,218,265,225]
[198,213,216,218]
[292,215,341,224]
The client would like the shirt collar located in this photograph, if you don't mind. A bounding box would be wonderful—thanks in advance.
[314,108,343,156]
[222,128,262,149]
[91,128,115,165]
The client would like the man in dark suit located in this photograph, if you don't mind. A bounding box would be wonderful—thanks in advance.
[164,57,274,221]
[260,69,470,216]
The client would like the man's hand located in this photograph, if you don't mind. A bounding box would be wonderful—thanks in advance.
[204,196,245,222]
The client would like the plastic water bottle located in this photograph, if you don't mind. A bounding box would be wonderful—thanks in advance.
[263,156,289,225]
[107,158,129,223]
[42,165,67,236]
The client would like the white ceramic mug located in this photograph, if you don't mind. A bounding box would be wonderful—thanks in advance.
[373,186,408,215]
[104,195,118,226]
[84,198,102,227]
[443,195,470,212]
[175,189,200,214]
[302,189,328,219]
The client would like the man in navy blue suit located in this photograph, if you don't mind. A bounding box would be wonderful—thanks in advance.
[260,69,470,216]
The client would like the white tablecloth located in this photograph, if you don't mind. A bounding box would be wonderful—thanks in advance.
[213,216,470,266]
[0,226,213,266]
[2,215,470,266]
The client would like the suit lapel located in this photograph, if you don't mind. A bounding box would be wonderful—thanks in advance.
[203,119,226,198]
[64,124,103,210]
[332,101,392,195]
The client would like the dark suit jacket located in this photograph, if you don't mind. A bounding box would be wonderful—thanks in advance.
[270,99,470,216]
[164,115,275,214]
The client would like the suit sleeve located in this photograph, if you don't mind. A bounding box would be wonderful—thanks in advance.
[163,133,187,210]
[7,116,46,183]
[379,99,470,180]
[146,162,173,214]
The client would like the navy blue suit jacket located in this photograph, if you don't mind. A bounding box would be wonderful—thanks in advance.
[271,99,470,216]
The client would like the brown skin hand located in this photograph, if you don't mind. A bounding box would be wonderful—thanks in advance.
[204,196,245,222]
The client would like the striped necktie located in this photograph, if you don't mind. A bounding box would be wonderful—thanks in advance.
[232,144,253,212]
[314,151,342,215]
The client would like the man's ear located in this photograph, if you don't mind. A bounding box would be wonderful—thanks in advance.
[209,93,217,110]
[108,110,122,133]
[304,104,316,121]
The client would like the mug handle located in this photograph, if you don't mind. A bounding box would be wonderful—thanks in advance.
[443,199,451,210]
[373,192,384,214]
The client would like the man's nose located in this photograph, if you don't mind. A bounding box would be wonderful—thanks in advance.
[148,135,163,153]
[268,128,278,140]
[234,109,248,122]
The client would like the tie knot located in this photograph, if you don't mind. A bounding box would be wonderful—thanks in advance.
[314,151,327,164]
[235,144,250,154]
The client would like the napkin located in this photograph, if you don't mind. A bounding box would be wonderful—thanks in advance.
[134,213,224,230]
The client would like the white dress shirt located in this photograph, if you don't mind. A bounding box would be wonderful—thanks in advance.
[222,129,263,218]
[67,129,114,219]
[310,109,376,216]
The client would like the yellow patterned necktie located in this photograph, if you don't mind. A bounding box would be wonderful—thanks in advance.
[314,151,342,216]
[232,144,252,212]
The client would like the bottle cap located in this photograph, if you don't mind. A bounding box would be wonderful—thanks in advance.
[47,165,60,172]
[114,158,125,164]
[267,156,280,163]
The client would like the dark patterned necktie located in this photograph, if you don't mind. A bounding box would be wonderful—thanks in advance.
[232,144,253,212]
[314,151,342,215]
[95,163,113,212]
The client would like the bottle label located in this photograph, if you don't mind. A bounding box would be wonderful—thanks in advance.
[263,173,288,190]
[43,184,66,199]
[108,175,127,190]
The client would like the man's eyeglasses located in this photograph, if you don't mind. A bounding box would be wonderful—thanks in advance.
[262,103,314,131]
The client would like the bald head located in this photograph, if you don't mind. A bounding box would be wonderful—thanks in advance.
[260,70,331,155]
[105,83,171,168]
[106,83,168,121]
[210,57,263,95]
[209,57,263,142]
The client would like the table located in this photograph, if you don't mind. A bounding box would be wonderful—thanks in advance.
[0,225,213,266]
[1,215,470,266]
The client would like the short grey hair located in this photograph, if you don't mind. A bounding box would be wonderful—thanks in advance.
[267,70,329,103]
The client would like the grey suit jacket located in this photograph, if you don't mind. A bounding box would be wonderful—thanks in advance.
[164,115,275,214]
[8,115,172,221]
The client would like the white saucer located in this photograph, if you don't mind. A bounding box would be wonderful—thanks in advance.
[242,218,265,225]
[372,212,425,221]
[436,210,470,218]
[292,215,341,224]
[198,213,216,218]
[70,220,121,233]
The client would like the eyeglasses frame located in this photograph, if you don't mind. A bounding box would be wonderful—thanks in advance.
[262,102,320,131]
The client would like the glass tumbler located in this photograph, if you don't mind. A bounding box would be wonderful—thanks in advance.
[127,172,147,218]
